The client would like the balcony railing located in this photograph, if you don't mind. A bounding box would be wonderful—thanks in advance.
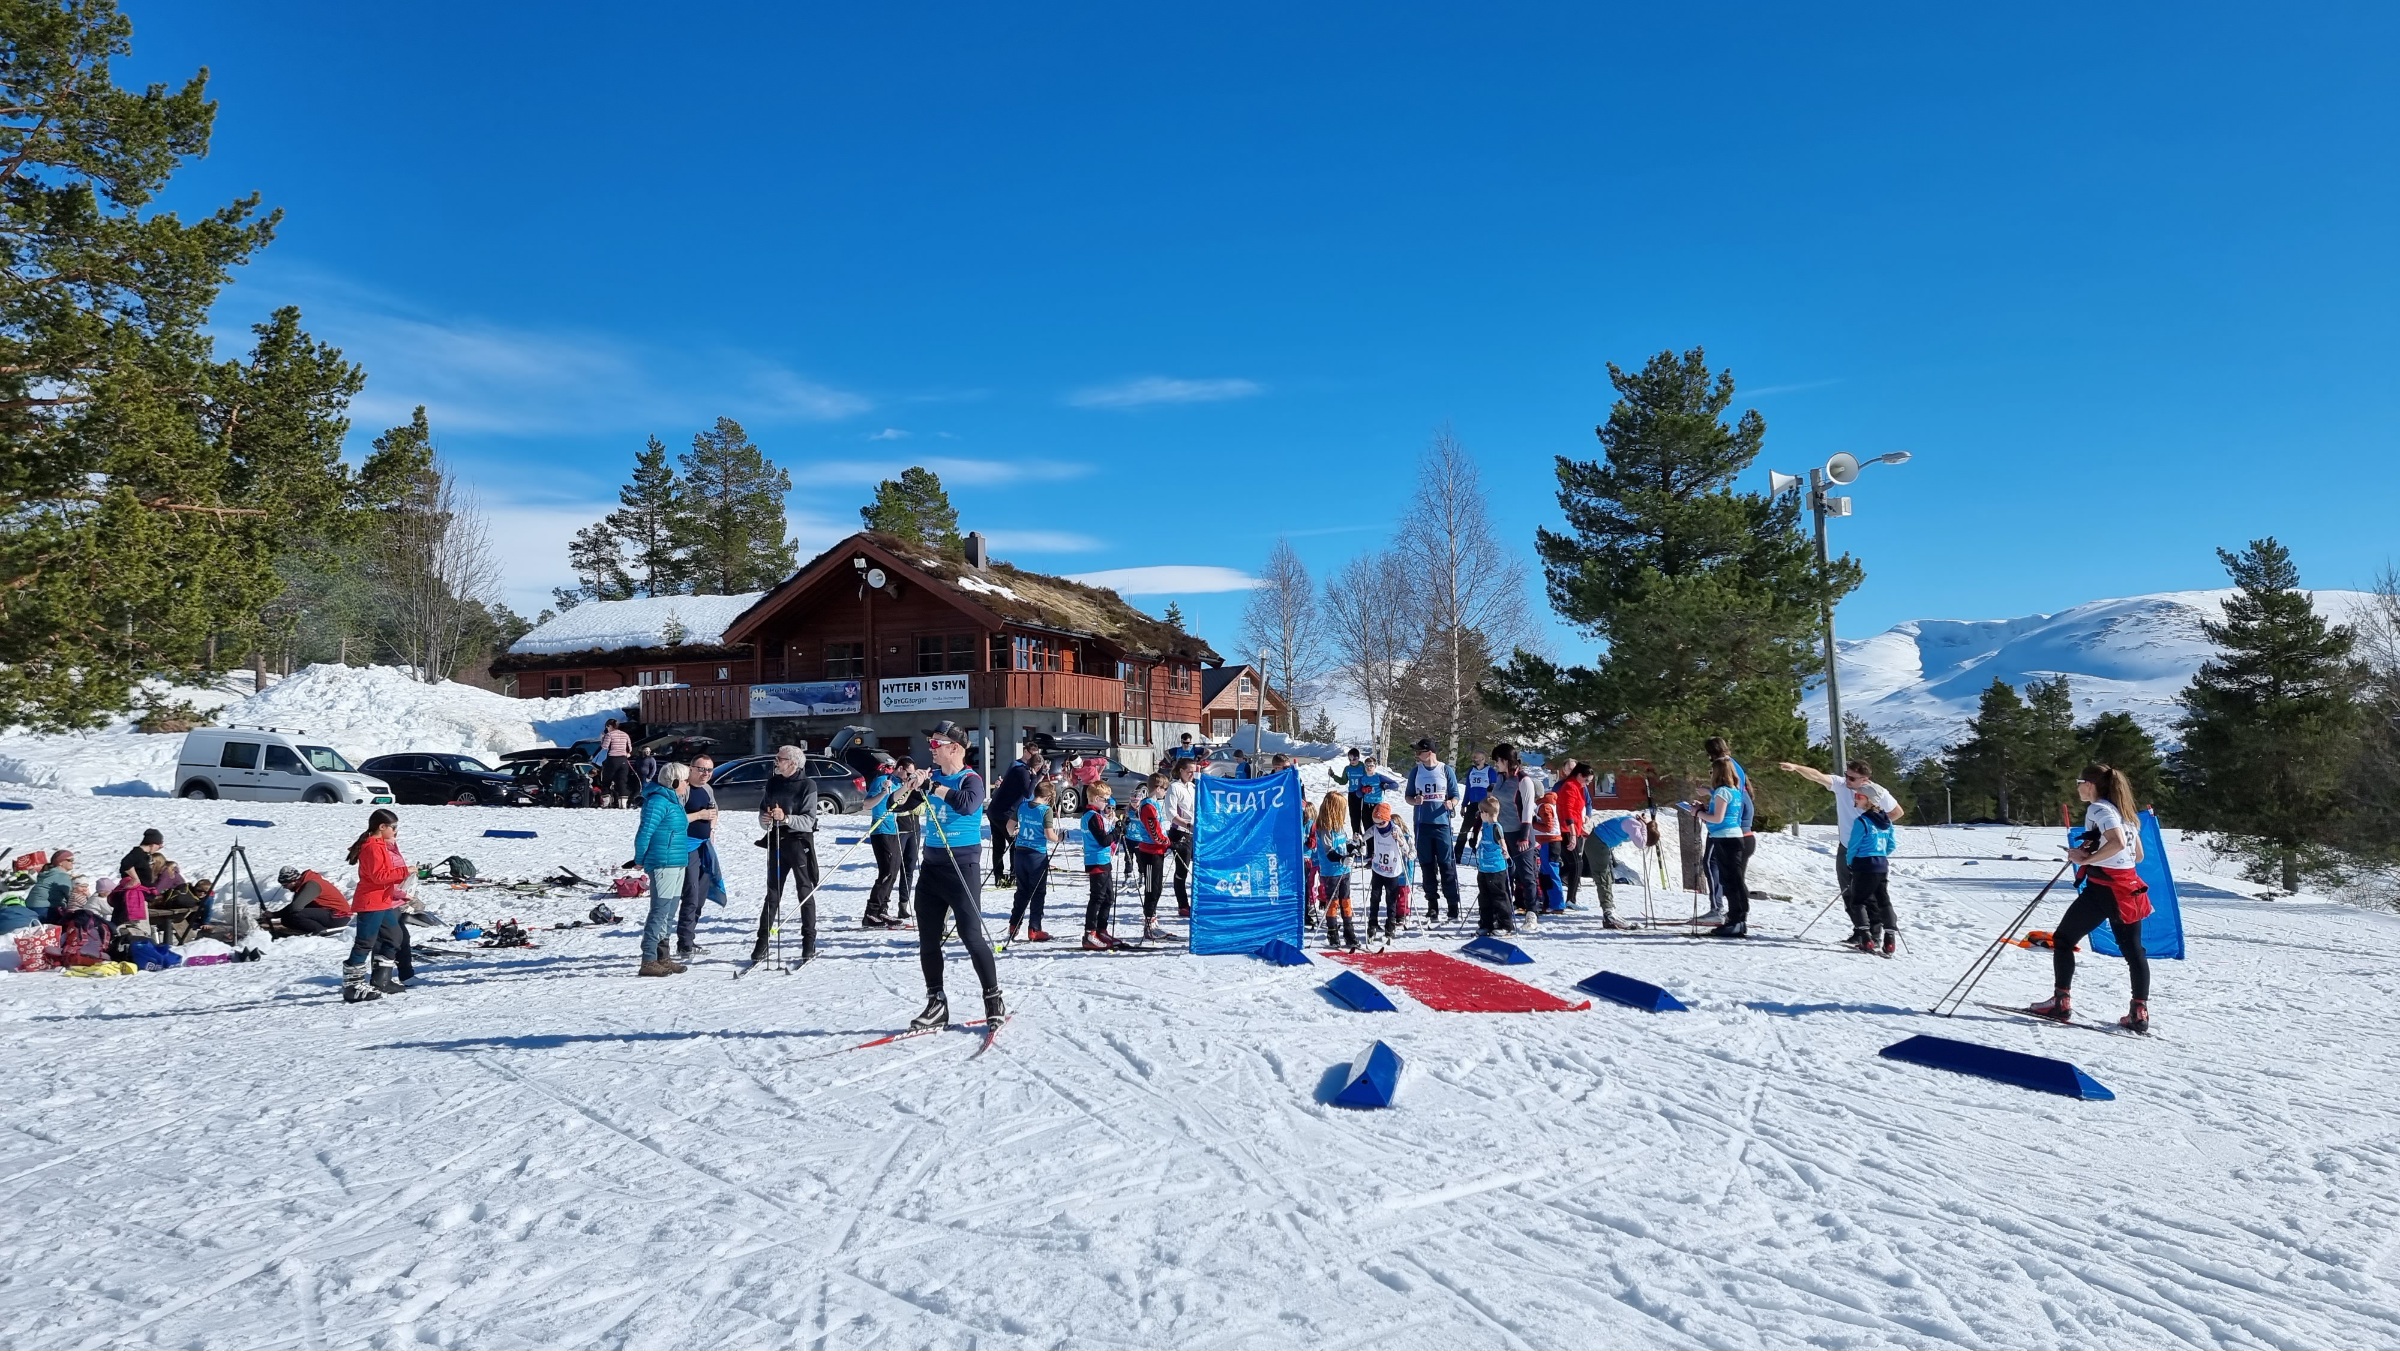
[970,669,1124,713]
[640,684,752,725]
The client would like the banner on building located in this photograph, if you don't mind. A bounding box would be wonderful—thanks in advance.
[878,674,971,712]
[1191,767,1305,955]
[749,680,861,718]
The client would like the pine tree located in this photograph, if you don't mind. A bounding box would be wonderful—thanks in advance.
[2075,711,2163,809]
[2018,676,2081,824]
[554,521,632,610]
[2171,538,2364,891]
[1488,347,1857,790]
[859,465,961,553]
[606,436,685,596]
[0,4,336,728]
[1163,602,1188,630]
[1303,708,1342,744]
[1945,679,2029,822]
[671,416,794,594]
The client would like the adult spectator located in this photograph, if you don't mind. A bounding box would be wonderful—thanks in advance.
[266,864,351,937]
[1556,762,1591,907]
[631,762,693,977]
[748,744,821,964]
[118,829,166,889]
[987,741,1044,887]
[1697,755,1752,938]
[598,718,635,808]
[675,754,725,959]
[1165,756,1200,916]
[1405,738,1462,923]
[342,809,411,1002]
[1167,732,1203,764]
[636,746,660,786]
[1491,744,1542,921]
[1774,757,1904,947]
[26,850,77,922]
[1702,736,1758,920]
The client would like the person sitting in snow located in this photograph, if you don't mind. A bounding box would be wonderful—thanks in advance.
[25,849,78,923]
[265,865,352,937]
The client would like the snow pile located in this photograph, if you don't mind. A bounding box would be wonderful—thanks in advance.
[0,665,632,796]
[0,796,2395,1346]
[508,592,763,656]
[1808,588,2381,757]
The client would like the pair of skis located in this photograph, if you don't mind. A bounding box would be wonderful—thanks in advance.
[851,1015,1010,1056]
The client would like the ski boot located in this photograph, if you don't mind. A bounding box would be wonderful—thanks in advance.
[909,992,950,1032]
[2119,999,2149,1034]
[2025,990,2073,1022]
[1083,931,1109,951]
[1706,920,1747,938]
[984,988,1007,1023]
[1602,911,1635,931]
[860,910,888,929]
[1343,917,1360,951]
[341,962,381,1003]
[1027,928,1052,943]
[1143,920,1168,942]
[1326,919,1341,950]
[1881,930,1898,958]
[1850,931,1878,954]
[370,959,406,995]
[1006,922,1021,943]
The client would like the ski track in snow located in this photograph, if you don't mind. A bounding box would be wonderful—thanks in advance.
[1,795,2396,1348]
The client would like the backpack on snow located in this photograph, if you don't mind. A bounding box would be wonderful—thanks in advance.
[434,855,479,880]
[57,911,112,967]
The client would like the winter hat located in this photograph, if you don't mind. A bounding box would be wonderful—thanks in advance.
[277,866,303,886]
[1372,803,1393,822]
[141,828,164,847]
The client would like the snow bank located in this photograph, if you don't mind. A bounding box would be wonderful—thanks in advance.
[508,592,762,655]
[0,664,633,796]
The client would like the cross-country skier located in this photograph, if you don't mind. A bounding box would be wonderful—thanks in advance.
[1079,779,1122,949]
[1342,749,1368,853]
[1316,794,1358,950]
[1007,778,1058,943]
[1456,750,1493,863]
[1774,756,1903,947]
[891,755,924,926]
[2025,763,2153,1032]
[1473,797,1513,935]
[748,745,822,965]
[862,756,916,929]
[1363,803,1413,941]
[1128,774,1174,940]
[1165,756,1199,917]
[902,722,1004,1031]
[988,740,1043,887]
[1697,755,1751,937]
[1845,790,1900,954]
[1406,738,1463,923]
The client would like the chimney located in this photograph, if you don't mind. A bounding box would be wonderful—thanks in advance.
[965,531,989,569]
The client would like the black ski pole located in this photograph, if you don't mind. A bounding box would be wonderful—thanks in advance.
[1930,859,2071,1017]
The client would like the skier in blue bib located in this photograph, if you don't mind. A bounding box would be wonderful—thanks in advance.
[902,722,1003,1031]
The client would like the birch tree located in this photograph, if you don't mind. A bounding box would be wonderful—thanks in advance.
[1404,425,1533,763]
[1239,537,1326,736]
[1325,549,1418,761]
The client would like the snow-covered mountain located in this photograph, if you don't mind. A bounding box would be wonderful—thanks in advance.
[1805,588,2380,759]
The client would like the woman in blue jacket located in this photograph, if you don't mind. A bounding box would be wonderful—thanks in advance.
[631,763,694,977]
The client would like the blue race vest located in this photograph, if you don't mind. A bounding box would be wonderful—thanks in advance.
[868,774,901,835]
[1081,809,1114,869]
[1015,801,1050,852]
[1848,812,1895,859]
[1343,764,1367,791]
[1124,800,1159,847]
[925,768,983,848]
[1464,765,1492,801]
[1476,831,1510,872]
[1319,829,1352,873]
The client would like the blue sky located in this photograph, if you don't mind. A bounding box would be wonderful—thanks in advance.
[133,3,2396,661]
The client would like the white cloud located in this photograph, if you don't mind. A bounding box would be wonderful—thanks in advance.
[1066,376,1264,410]
[1069,565,1261,595]
[983,529,1103,554]
[868,427,910,441]
[805,456,1093,487]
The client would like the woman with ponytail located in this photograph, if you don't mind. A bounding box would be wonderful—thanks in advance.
[2025,764,2154,1033]
[342,808,411,1003]
[1696,756,1751,938]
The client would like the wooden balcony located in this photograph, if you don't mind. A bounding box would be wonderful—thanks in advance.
[970,669,1124,713]
[640,684,751,725]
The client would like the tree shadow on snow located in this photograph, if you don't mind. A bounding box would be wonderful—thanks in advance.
[1744,999,1924,1019]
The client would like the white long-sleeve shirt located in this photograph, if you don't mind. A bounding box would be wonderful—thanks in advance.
[1166,778,1197,830]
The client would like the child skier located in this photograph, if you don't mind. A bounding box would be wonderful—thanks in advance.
[1079,780,1123,950]
[1316,794,1358,950]
[1844,789,1900,955]
[1128,775,1174,940]
[1363,803,1413,941]
[1007,779,1058,943]
[1473,797,1513,934]
[2026,762,2154,1032]
[1533,788,1566,913]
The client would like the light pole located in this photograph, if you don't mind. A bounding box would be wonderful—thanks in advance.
[1768,450,1912,777]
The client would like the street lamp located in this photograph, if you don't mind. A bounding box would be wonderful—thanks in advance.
[1767,450,1912,778]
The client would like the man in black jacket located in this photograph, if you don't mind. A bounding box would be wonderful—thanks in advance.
[986,741,1043,886]
[747,744,820,965]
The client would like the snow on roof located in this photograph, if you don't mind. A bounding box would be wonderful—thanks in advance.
[953,574,1024,601]
[508,593,765,657]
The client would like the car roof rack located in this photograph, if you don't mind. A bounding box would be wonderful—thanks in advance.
[224,723,313,735]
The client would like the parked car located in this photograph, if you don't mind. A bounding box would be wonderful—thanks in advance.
[358,753,537,807]
[498,748,599,807]
[175,727,392,804]
[706,754,869,818]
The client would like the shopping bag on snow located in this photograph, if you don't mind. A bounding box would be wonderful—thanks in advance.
[13,923,60,972]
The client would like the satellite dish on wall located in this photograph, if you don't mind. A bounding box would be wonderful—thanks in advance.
[865,567,889,589]
[1824,452,1861,485]
[1768,470,1803,495]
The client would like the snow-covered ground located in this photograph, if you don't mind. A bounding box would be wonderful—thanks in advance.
[0,665,633,797]
[1807,588,2381,757]
[2,789,2396,1348]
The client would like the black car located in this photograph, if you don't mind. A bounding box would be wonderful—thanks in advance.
[358,753,536,807]
[706,754,870,817]
[498,748,600,807]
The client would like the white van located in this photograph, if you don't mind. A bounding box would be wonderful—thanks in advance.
[174,727,394,805]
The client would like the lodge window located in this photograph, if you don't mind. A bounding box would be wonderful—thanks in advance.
[1123,717,1153,747]
[825,642,865,679]
[546,674,586,697]
[993,634,1059,672]
[1168,664,1191,694]
[716,666,730,681]
[635,668,675,687]
[918,633,976,674]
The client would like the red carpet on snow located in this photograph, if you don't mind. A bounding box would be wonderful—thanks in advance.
[1325,950,1590,1013]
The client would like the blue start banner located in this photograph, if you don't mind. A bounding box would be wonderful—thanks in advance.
[2090,808,2187,961]
[1191,768,1305,955]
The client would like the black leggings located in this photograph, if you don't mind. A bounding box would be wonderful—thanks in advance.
[2054,880,2149,1001]
[1083,867,1115,936]
[867,832,905,919]
[753,831,818,957]
[1706,837,1750,926]
[1368,873,1404,932]
[1851,860,1896,934]
[1457,810,1485,860]
[1009,847,1049,930]
[916,845,999,997]
[1137,851,1165,919]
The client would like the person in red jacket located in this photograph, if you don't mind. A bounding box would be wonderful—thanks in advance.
[343,808,411,1002]
[266,865,351,936]
[1554,762,1590,908]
